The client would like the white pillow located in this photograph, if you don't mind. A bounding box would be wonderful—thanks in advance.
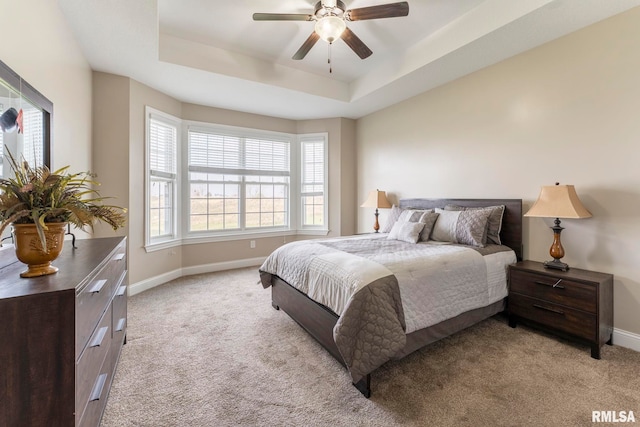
[387,221,425,244]
[431,209,461,243]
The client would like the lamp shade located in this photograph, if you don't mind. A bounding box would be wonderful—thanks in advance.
[315,16,346,43]
[524,184,592,219]
[360,190,392,209]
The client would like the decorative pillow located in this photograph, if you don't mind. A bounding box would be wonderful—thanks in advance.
[387,221,425,244]
[418,211,440,242]
[444,204,505,245]
[396,208,433,223]
[432,208,491,247]
[380,204,403,233]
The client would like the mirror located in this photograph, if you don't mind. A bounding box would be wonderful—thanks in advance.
[0,59,52,178]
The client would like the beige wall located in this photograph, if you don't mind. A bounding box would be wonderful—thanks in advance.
[92,72,130,239]
[356,8,640,334]
[0,0,92,244]
[0,0,92,172]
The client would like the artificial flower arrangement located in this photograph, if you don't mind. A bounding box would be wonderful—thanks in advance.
[0,150,126,252]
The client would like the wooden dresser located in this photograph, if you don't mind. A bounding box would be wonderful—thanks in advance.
[0,236,127,427]
[508,260,613,359]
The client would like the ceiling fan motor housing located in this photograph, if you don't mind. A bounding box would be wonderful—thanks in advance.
[314,1,347,19]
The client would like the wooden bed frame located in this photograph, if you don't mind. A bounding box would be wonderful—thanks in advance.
[270,198,523,397]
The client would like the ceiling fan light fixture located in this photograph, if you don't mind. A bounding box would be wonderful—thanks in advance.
[314,15,346,43]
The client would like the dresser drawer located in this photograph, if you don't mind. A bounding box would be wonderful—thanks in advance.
[78,356,114,427]
[111,275,128,352]
[510,269,596,313]
[76,245,127,357]
[76,304,112,425]
[509,293,596,341]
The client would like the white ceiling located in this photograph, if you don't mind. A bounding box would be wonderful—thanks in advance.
[58,0,640,120]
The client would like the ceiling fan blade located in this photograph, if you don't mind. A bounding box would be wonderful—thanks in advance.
[341,27,373,59]
[293,32,320,60]
[253,13,313,21]
[345,2,409,21]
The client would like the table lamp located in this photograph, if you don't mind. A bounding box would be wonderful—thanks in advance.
[360,189,391,233]
[524,183,592,271]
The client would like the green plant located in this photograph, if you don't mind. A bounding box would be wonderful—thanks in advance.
[0,150,126,250]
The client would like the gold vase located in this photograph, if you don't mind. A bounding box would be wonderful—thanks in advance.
[12,222,67,278]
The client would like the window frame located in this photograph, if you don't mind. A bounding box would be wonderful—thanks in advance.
[182,121,297,241]
[145,107,181,250]
[298,133,329,233]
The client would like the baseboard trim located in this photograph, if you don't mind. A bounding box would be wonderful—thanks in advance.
[613,328,640,352]
[181,257,266,277]
[128,257,266,296]
[129,268,183,296]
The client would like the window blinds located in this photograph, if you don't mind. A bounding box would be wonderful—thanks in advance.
[188,130,290,177]
[149,118,177,178]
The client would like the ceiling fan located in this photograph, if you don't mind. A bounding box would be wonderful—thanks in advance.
[253,1,409,62]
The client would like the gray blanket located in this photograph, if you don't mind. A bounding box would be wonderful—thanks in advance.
[259,238,406,384]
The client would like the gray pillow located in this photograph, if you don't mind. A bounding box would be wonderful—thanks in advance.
[387,221,425,244]
[396,208,433,223]
[381,204,403,233]
[444,204,505,245]
[432,208,491,247]
[418,211,440,242]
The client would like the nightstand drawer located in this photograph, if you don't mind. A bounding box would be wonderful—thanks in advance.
[509,294,596,341]
[510,269,596,313]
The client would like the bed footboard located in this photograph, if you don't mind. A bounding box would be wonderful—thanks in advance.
[271,276,372,397]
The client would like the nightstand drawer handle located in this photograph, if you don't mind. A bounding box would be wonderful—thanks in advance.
[533,304,565,315]
[534,279,565,290]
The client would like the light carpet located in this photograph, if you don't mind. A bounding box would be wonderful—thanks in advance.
[101,267,640,426]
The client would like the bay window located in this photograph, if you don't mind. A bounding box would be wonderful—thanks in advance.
[145,108,328,250]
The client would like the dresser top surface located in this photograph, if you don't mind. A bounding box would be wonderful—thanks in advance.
[0,236,126,299]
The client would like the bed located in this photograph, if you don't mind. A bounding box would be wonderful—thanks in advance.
[259,198,522,397]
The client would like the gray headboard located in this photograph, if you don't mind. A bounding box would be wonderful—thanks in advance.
[399,198,523,261]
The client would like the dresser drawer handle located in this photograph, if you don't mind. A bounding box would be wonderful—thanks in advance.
[89,373,108,402]
[89,279,108,294]
[114,253,125,261]
[533,304,565,316]
[116,318,126,332]
[534,279,565,290]
[116,285,127,297]
[89,326,109,348]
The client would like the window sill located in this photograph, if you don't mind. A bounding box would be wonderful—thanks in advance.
[144,228,330,252]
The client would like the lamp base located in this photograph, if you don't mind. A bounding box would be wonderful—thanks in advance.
[372,208,380,233]
[544,259,569,271]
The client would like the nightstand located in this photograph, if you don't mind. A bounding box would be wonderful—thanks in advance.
[508,260,613,359]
